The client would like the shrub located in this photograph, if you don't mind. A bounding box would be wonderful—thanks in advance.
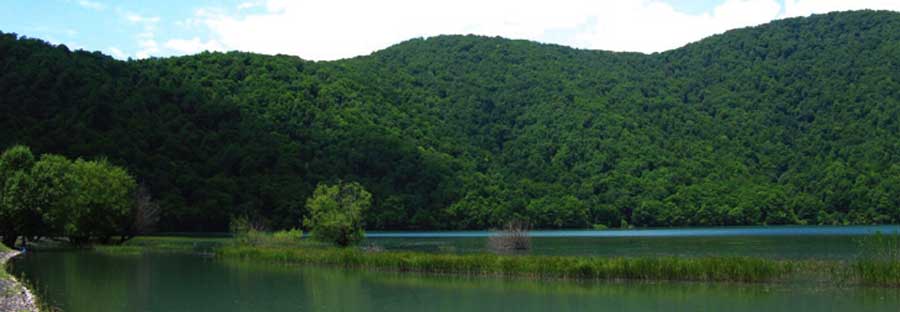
[303,182,371,247]
[230,216,268,246]
[488,220,531,253]
[271,229,303,244]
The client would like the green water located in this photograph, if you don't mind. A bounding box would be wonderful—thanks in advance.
[363,226,900,259]
[10,251,900,312]
[366,235,868,259]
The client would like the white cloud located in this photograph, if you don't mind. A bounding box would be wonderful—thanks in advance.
[126,14,161,24]
[237,1,263,10]
[575,0,782,53]
[108,47,127,59]
[164,37,225,54]
[77,0,105,11]
[783,0,900,17]
[123,12,162,59]
[136,39,159,59]
[164,0,900,60]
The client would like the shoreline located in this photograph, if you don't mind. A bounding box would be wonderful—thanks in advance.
[0,250,38,312]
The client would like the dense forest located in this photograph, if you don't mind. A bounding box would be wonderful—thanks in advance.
[0,11,898,231]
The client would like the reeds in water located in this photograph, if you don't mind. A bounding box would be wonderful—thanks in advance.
[488,220,531,254]
[217,245,792,283]
[853,232,900,286]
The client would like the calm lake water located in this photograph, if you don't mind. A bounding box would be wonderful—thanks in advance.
[11,251,900,312]
[9,225,900,311]
[366,225,900,260]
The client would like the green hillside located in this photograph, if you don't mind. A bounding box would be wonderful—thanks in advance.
[1,10,898,231]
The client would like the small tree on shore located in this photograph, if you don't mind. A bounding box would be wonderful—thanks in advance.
[66,159,137,244]
[303,181,371,247]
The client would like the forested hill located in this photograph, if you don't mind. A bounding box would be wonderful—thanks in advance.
[1,10,899,231]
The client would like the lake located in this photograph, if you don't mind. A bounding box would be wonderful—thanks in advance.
[365,225,900,259]
[10,225,900,311]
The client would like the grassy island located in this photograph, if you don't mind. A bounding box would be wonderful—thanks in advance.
[216,245,791,283]
[81,232,900,288]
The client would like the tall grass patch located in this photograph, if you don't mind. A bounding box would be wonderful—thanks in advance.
[217,246,792,283]
[853,232,900,286]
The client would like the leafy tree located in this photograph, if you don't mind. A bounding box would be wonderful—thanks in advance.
[24,154,74,239]
[65,159,137,244]
[0,145,36,246]
[304,181,371,246]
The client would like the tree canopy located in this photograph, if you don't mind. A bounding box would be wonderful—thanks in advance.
[0,145,140,247]
[304,181,371,246]
[1,11,899,230]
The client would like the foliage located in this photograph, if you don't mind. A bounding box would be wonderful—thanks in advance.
[271,229,303,243]
[65,159,137,243]
[1,11,900,230]
[229,216,267,246]
[0,145,36,246]
[304,182,371,246]
[230,214,305,247]
[0,146,144,247]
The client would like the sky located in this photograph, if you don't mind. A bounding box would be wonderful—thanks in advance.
[1,0,899,61]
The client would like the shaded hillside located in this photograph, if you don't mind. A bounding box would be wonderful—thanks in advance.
[1,10,898,230]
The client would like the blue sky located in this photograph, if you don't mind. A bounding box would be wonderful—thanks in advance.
[2,0,898,61]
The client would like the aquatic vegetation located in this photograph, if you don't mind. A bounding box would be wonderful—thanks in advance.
[61,233,900,287]
[271,229,304,243]
[93,246,144,256]
[217,246,792,283]
[487,221,531,254]
[853,233,900,286]
[114,236,234,253]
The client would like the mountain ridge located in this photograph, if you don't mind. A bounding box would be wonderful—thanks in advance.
[1,10,898,231]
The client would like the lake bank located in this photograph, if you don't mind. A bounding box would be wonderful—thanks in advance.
[0,250,38,312]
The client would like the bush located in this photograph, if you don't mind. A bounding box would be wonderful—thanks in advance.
[230,216,267,246]
[488,220,531,254]
[303,182,371,247]
[230,215,304,247]
[271,229,303,244]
